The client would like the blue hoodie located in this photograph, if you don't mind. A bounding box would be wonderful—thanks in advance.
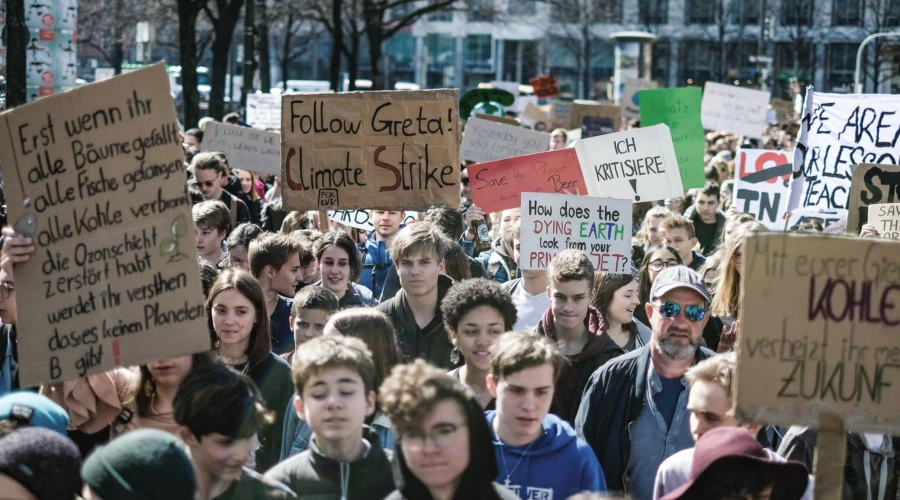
[487,411,606,499]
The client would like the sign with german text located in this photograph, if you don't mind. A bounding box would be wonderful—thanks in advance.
[529,75,560,99]
[867,203,900,239]
[281,90,460,211]
[847,163,900,234]
[246,93,281,130]
[732,149,791,230]
[701,82,770,138]
[639,87,706,189]
[459,117,549,163]
[328,210,417,232]
[736,233,900,433]
[520,192,632,273]
[201,122,280,176]
[568,101,620,132]
[0,63,209,386]
[783,208,847,232]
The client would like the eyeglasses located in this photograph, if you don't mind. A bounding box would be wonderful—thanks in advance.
[402,422,466,451]
[653,301,707,322]
[0,282,15,298]
[648,259,680,272]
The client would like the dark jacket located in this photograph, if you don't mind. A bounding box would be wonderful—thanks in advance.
[476,237,517,284]
[215,467,295,499]
[265,428,395,499]
[376,275,455,369]
[358,230,394,298]
[574,345,716,493]
[234,352,294,472]
[682,206,726,255]
[380,255,485,302]
[0,324,20,395]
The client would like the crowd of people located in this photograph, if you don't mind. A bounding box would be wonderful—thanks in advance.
[0,114,895,500]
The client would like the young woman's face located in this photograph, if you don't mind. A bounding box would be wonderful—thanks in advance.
[451,305,506,372]
[147,355,193,389]
[648,248,681,284]
[228,244,249,271]
[401,399,470,496]
[237,170,254,194]
[318,245,351,296]
[607,279,640,326]
[211,289,257,349]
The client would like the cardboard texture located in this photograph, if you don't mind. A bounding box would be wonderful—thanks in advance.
[459,117,550,163]
[790,88,900,212]
[0,63,209,386]
[520,102,551,129]
[469,148,586,213]
[700,82,770,138]
[735,232,900,434]
[550,99,574,129]
[201,122,280,175]
[621,79,658,125]
[866,203,900,239]
[529,75,560,99]
[280,90,460,211]
[847,163,900,234]
[246,93,282,129]
[575,124,684,203]
[328,210,417,231]
[581,115,615,139]
[474,113,520,127]
[567,101,621,131]
[732,149,791,230]
[639,87,706,189]
[520,192,632,273]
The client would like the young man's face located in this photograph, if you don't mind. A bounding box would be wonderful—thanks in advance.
[299,258,320,285]
[194,223,225,260]
[228,244,249,271]
[547,278,593,331]
[663,227,696,262]
[687,379,740,442]
[292,308,331,346]
[644,216,665,246]
[370,211,404,241]
[499,208,521,244]
[488,363,554,446]
[182,431,256,484]
[295,366,375,447]
[267,253,303,296]
[397,250,444,299]
[193,168,224,201]
[549,134,566,151]
[694,193,721,224]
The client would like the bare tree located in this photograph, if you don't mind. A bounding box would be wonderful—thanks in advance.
[202,0,245,119]
[178,0,211,128]
[270,0,325,89]
[860,0,900,92]
[78,0,144,74]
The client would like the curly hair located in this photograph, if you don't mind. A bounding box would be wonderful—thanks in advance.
[379,359,474,435]
[440,279,517,337]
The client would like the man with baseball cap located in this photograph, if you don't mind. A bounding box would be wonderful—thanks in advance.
[575,266,715,500]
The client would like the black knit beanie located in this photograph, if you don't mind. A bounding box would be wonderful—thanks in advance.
[0,427,83,500]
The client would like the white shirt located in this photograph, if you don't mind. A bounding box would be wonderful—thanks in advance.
[511,283,550,331]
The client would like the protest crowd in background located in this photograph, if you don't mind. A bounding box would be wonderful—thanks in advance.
[0,67,899,500]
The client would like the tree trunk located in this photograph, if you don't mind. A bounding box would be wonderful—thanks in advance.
[582,22,592,100]
[178,0,204,129]
[368,36,385,89]
[5,0,27,107]
[209,29,234,119]
[347,29,360,91]
[112,42,125,74]
[258,0,271,91]
[329,0,343,91]
[281,12,294,90]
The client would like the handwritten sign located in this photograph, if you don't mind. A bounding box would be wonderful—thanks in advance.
[784,208,847,232]
[575,124,684,203]
[520,102,551,130]
[701,82,770,138]
[0,64,209,386]
[328,210,417,231]
[551,99,573,129]
[867,203,900,239]
[201,122,280,176]
[581,115,615,139]
[281,90,459,211]
[568,101,620,132]
[790,89,900,212]
[520,192,632,273]
[469,148,586,213]
[529,75,560,99]
[621,79,657,125]
[246,93,282,130]
[847,163,900,234]
[736,233,900,433]
[459,117,549,163]
[639,87,706,189]
[733,149,791,230]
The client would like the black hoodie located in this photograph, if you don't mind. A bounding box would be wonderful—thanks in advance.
[376,275,455,369]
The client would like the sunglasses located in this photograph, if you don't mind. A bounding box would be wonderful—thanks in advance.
[653,301,707,322]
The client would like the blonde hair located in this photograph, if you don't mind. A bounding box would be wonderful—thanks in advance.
[709,223,765,318]
[685,352,737,418]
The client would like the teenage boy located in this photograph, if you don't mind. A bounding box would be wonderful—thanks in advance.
[682,183,725,255]
[376,222,455,369]
[282,286,339,366]
[487,332,606,498]
[191,152,251,225]
[530,249,609,425]
[358,210,404,297]
[661,216,706,271]
[502,220,549,331]
[193,200,232,267]
[249,233,309,355]
[173,362,295,499]
[265,336,395,497]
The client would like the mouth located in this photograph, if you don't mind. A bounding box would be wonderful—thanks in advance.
[516,416,539,426]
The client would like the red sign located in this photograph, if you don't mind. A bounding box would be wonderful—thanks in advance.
[529,75,560,99]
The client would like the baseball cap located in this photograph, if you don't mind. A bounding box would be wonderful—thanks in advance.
[0,391,69,435]
[650,265,709,302]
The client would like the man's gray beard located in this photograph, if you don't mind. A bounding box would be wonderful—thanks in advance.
[655,336,698,360]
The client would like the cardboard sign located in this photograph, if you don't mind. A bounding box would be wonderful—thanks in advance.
[529,75,560,99]
[459,117,550,163]
[700,82,770,138]
[281,90,460,211]
[867,203,900,239]
[201,122,280,176]
[0,64,209,386]
[639,87,706,189]
[328,210,417,231]
[520,102,551,130]
[783,208,847,232]
[568,101,621,131]
[621,79,658,125]
[550,99,573,128]
[246,93,282,129]
[575,124,684,203]
[790,88,900,212]
[469,148,586,213]
[846,163,900,234]
[736,233,900,434]
[520,192,632,273]
[581,115,615,139]
[474,113,520,127]
[733,149,792,230]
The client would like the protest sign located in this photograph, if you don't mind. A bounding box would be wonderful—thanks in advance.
[474,113,520,127]
[621,79,657,125]
[846,163,900,234]
[0,63,208,386]
[520,102,551,130]
[459,117,549,163]
[550,99,573,128]
[529,75,560,99]
[789,89,900,212]
[469,148,586,213]
[489,81,520,97]
[639,87,706,189]
[246,93,282,129]
[568,101,620,132]
[201,122,280,176]
[281,90,459,211]
[700,82,770,138]
[783,208,847,232]
[520,192,632,273]
[732,149,791,230]
[575,124,684,203]
[581,115,615,139]
[866,203,900,239]
[735,232,900,434]
[328,210,417,231]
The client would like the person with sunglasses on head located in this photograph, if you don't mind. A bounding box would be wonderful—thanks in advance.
[575,266,715,500]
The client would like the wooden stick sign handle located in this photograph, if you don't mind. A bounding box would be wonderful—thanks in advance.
[813,412,847,500]
[319,210,330,232]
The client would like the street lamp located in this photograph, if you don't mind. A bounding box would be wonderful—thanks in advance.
[854,32,900,94]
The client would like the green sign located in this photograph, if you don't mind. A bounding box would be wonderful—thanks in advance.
[638,87,705,189]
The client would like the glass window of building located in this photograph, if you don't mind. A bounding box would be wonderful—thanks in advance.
[832,0,862,26]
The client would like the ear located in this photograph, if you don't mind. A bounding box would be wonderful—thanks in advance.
[180,427,199,446]
[449,330,458,346]
[546,285,552,299]
[438,259,445,273]
[486,373,498,399]
[294,395,307,421]
[289,316,296,333]
[645,301,654,320]
[265,264,277,279]
[365,390,377,418]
